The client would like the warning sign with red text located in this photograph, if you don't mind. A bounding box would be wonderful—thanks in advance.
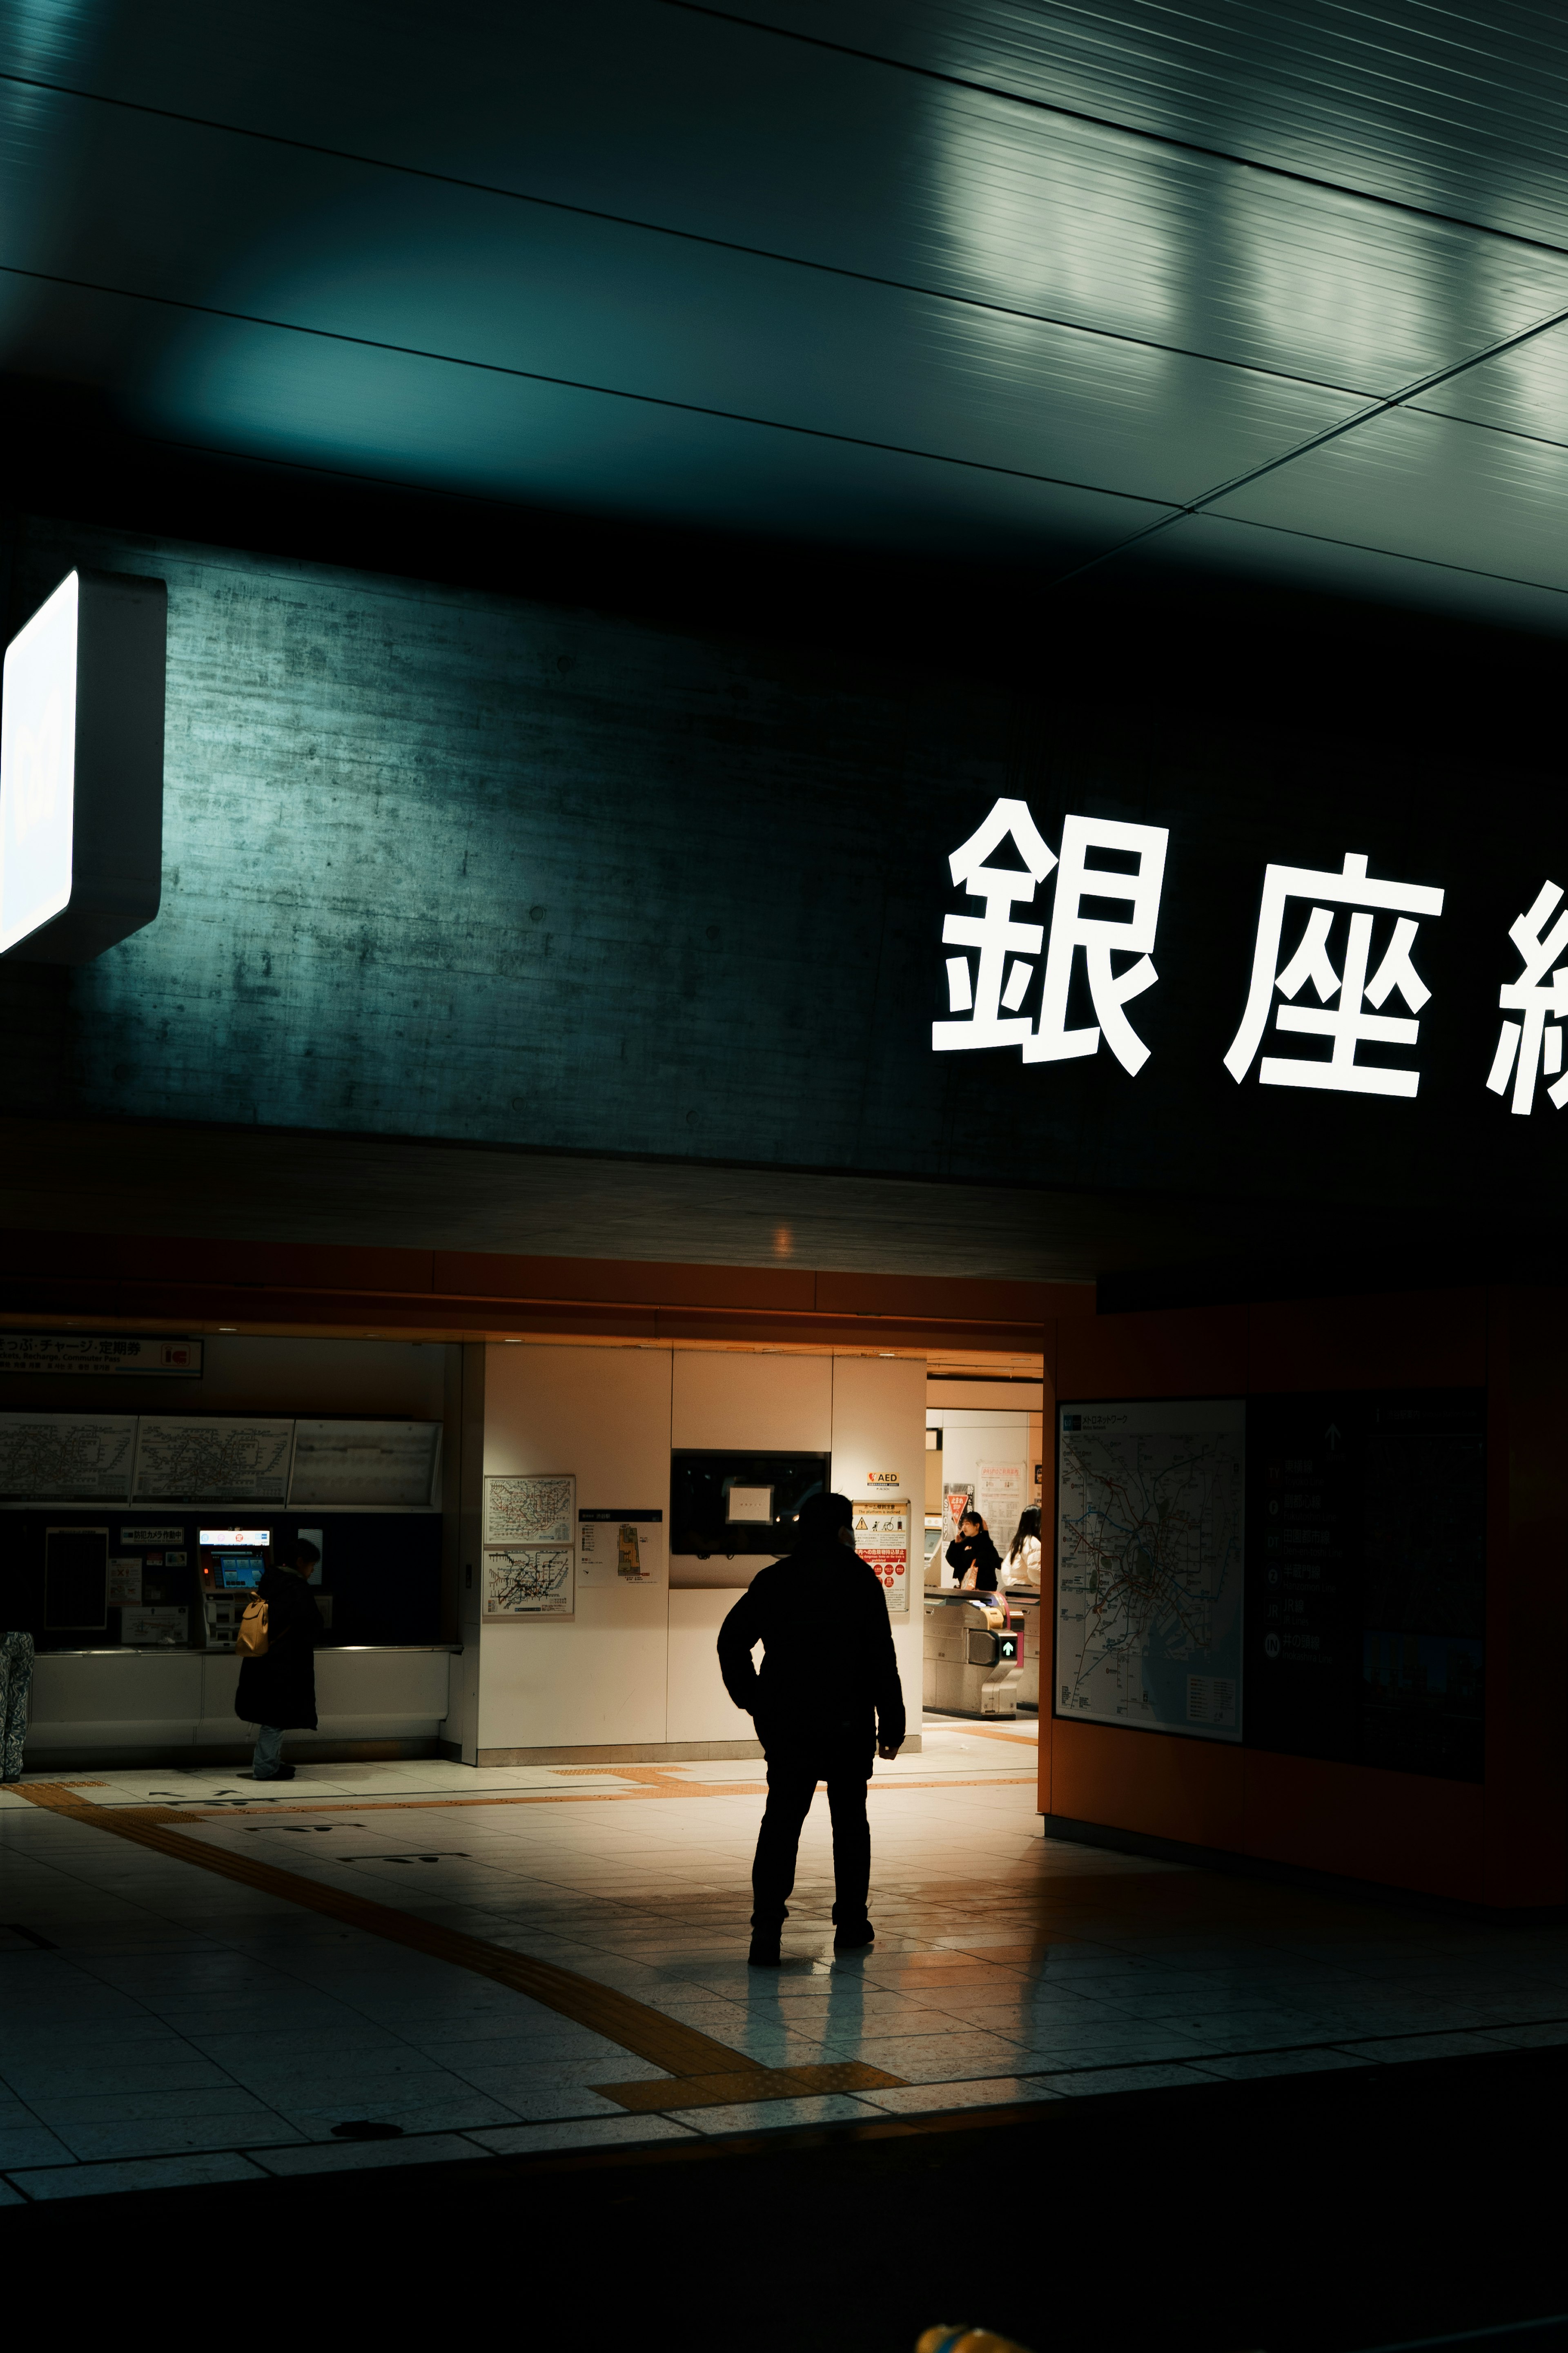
[852,1499,910,1616]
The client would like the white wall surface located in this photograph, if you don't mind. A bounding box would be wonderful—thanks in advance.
[831,1355,925,1735]
[480,1344,673,1751]
[671,1350,833,1450]
[667,1589,751,1743]
[478,1345,923,1756]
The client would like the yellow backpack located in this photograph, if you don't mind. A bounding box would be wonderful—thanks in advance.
[235,1598,270,1658]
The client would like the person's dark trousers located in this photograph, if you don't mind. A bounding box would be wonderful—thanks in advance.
[751,1750,872,1931]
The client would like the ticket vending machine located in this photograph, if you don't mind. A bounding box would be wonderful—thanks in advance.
[198,1528,270,1648]
[199,1527,333,1648]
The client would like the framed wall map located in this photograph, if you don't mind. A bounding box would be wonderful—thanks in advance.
[483,1546,575,1619]
[483,1473,575,1546]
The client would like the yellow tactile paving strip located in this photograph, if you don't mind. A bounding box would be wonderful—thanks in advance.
[13,1780,908,2112]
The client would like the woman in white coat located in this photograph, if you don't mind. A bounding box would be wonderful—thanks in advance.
[1001,1506,1042,1589]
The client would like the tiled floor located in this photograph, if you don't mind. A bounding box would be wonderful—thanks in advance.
[5,1715,1568,2202]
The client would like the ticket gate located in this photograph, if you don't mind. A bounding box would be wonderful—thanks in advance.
[923,1594,1031,1717]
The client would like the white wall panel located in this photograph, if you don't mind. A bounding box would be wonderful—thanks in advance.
[479,1344,672,1751]
[666,1588,753,1744]
[831,1354,927,1740]
[672,1350,831,1450]
[27,1651,201,1752]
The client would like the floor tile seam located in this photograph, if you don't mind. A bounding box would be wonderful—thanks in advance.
[13,1790,775,2087]
[997,2012,1568,2078]
[0,2104,695,2190]
[4,1868,288,2085]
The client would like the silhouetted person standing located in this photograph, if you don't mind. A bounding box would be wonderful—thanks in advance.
[718,1491,905,1965]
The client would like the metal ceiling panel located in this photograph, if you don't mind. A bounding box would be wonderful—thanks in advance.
[751,1,1568,250]
[0,84,1365,517]
[8,4,1566,400]
[4,2,1568,618]
[1136,507,1568,637]
[1414,319,1568,447]
[1201,404,1568,595]
[127,299,1172,560]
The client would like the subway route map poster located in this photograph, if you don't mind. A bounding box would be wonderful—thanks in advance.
[1055,1399,1245,1744]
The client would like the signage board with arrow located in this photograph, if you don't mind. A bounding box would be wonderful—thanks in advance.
[1243,1390,1486,1781]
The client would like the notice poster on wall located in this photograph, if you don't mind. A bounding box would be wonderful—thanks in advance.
[1056,1398,1245,1744]
[853,1499,911,1615]
[119,1606,188,1646]
[942,1483,971,1542]
[107,1557,142,1607]
[578,1510,664,1587]
[976,1460,1025,1549]
[483,1546,575,1618]
[484,1473,575,1546]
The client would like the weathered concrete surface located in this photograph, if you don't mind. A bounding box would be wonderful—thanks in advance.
[0,517,1007,1194]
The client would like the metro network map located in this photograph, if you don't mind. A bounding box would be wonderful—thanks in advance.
[1056,1400,1245,1743]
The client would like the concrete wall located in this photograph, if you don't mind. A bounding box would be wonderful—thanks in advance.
[0,517,1011,1193]
[471,1343,924,1762]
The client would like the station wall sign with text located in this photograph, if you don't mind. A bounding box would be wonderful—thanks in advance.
[0,1334,202,1378]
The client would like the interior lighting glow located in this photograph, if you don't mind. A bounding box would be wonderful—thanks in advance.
[0,573,78,954]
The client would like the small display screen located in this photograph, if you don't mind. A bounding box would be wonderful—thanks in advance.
[670,1451,831,1556]
[218,1557,264,1589]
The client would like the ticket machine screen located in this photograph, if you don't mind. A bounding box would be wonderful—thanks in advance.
[217,1557,264,1590]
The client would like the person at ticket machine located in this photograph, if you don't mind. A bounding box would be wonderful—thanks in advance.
[946,1510,1001,1593]
[235,1539,323,1782]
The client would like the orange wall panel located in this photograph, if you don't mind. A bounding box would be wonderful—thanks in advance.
[1050,1721,1245,1851]
[1483,1289,1568,1908]
[1240,1749,1484,1903]
[1248,1288,1487,1392]
[1036,1285,1542,1906]
[1056,1305,1247,1401]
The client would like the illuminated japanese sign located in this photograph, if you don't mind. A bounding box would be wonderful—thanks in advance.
[933,796,1563,1117]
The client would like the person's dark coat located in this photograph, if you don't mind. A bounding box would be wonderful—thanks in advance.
[946,1527,1002,1591]
[234,1565,322,1731]
[717,1536,905,1765]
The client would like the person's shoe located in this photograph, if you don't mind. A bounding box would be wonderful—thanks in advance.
[747,1934,782,1966]
[274,1765,297,1781]
[833,1919,875,1949]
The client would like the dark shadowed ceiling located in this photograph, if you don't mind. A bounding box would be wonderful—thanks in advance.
[6,1,1568,631]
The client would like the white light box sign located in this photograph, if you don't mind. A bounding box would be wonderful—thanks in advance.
[0,569,166,961]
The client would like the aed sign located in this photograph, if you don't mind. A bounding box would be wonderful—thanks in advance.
[865,1470,900,1487]
[0,569,166,963]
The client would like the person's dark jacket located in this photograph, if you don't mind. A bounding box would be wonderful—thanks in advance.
[946,1528,1002,1591]
[717,1537,905,1762]
[234,1565,322,1731]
